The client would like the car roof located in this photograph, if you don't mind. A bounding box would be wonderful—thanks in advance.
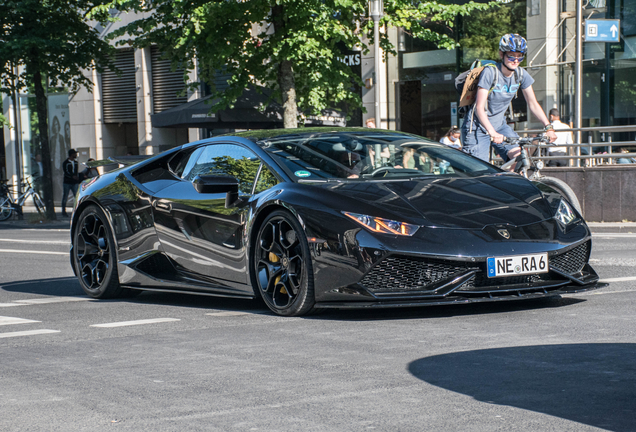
[224,127,434,143]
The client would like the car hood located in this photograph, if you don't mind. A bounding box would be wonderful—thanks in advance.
[317,174,555,229]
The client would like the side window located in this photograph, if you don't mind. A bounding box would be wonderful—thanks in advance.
[179,147,205,179]
[170,147,202,178]
[254,164,279,194]
[184,144,261,194]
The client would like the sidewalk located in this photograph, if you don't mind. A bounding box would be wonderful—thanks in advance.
[586,222,636,234]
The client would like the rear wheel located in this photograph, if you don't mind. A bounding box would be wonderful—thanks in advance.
[539,176,582,214]
[72,204,122,298]
[0,194,13,221]
[32,193,45,216]
[252,210,316,317]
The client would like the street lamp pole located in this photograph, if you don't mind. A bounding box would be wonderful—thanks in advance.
[575,0,583,154]
[369,0,383,129]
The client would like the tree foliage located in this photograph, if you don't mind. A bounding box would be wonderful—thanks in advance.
[103,0,493,128]
[0,0,116,219]
[459,0,526,64]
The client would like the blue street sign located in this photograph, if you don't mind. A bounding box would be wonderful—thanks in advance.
[585,19,621,43]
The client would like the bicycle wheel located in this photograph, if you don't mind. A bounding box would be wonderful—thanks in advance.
[32,193,45,216]
[0,195,13,221]
[539,176,582,215]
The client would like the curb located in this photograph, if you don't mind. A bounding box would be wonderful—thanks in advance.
[587,222,636,234]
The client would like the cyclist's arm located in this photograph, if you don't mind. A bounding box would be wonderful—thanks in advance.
[474,88,504,144]
[522,85,557,142]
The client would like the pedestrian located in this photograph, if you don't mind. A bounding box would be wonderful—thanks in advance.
[461,33,557,163]
[546,108,573,167]
[62,149,79,217]
[365,118,376,128]
[80,158,99,180]
[439,126,462,150]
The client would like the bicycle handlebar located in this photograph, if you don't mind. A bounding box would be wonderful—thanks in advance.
[503,134,550,146]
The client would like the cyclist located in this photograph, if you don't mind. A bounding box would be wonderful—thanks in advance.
[461,33,557,162]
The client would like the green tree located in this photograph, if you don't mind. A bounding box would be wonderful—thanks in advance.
[105,0,491,129]
[458,0,526,65]
[0,0,116,219]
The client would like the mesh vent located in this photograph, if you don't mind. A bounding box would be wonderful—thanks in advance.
[134,253,175,278]
[551,241,589,274]
[360,256,476,293]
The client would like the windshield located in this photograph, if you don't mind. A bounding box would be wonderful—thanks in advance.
[258,132,499,181]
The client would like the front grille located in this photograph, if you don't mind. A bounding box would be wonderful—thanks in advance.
[360,242,590,295]
[360,256,476,293]
[551,241,589,274]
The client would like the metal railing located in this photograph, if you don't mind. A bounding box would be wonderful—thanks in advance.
[508,125,636,168]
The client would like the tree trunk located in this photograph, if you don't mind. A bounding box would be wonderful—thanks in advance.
[279,60,297,128]
[271,4,297,129]
[31,69,56,220]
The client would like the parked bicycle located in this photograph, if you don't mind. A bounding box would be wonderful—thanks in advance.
[0,177,46,221]
[500,135,582,214]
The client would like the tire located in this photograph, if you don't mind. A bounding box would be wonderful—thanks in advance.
[0,194,13,221]
[252,210,316,317]
[539,176,582,215]
[32,193,45,217]
[72,204,123,299]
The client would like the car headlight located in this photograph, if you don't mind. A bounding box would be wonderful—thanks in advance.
[555,198,577,225]
[343,212,419,236]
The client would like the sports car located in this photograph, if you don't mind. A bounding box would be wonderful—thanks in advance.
[70,128,606,316]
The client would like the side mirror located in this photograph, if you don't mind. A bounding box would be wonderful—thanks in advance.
[192,175,240,208]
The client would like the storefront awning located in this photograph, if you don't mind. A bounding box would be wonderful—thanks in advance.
[151,87,346,129]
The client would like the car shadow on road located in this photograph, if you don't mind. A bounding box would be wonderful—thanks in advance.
[317,296,586,321]
[0,278,588,319]
[0,277,270,313]
[1,276,84,296]
[408,343,636,431]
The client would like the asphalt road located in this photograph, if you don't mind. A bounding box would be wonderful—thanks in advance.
[0,224,635,432]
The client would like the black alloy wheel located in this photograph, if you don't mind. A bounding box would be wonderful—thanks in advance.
[73,204,122,298]
[253,210,316,316]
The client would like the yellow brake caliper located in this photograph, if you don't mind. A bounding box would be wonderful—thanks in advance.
[269,252,287,294]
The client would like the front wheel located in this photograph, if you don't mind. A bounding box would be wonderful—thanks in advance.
[252,210,316,317]
[32,193,45,216]
[72,204,123,298]
[539,176,582,215]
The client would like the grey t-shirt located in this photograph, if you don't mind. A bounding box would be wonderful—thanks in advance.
[464,64,534,132]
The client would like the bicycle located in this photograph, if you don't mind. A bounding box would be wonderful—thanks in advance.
[0,177,46,221]
[500,135,583,214]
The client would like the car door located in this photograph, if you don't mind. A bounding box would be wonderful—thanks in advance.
[152,143,263,290]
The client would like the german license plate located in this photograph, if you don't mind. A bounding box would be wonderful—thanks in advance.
[486,253,548,278]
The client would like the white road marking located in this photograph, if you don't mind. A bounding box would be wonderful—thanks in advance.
[0,329,60,339]
[0,249,68,255]
[90,318,180,328]
[12,297,90,305]
[593,233,636,238]
[0,316,40,326]
[599,276,636,283]
[0,303,26,308]
[0,238,69,245]
[207,311,251,317]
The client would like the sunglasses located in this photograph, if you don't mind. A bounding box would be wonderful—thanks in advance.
[506,55,524,63]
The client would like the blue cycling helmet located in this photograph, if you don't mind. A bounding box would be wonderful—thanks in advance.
[499,34,527,54]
